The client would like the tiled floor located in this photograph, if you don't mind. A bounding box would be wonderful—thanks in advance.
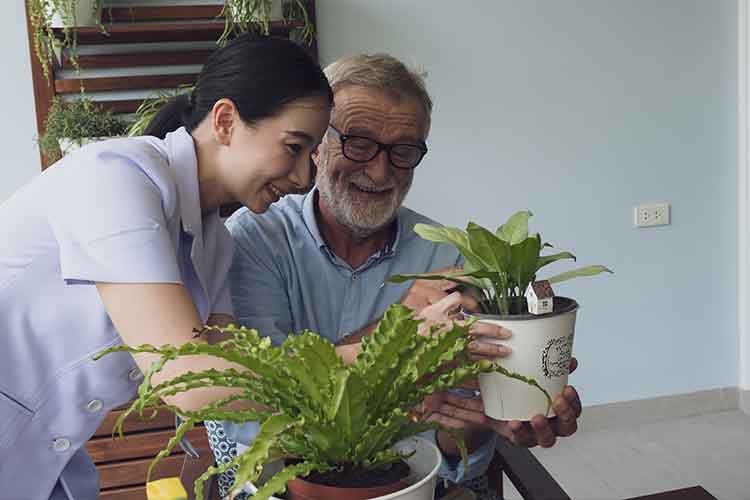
[503,410,750,500]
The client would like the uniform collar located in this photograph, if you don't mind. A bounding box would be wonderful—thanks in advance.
[164,127,205,238]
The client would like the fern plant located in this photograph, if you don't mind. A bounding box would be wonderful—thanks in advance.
[95,304,547,500]
[390,211,612,316]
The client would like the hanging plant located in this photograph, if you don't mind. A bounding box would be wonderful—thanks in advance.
[218,0,315,47]
[27,0,105,81]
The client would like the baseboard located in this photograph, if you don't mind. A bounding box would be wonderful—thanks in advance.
[741,389,750,414]
[579,387,739,433]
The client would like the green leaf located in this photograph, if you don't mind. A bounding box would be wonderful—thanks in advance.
[413,224,485,269]
[547,265,614,284]
[509,233,542,295]
[466,222,511,272]
[496,210,533,245]
[229,414,302,494]
[387,270,491,298]
[536,251,576,273]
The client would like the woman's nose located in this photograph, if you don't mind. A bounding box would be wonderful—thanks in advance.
[289,156,314,193]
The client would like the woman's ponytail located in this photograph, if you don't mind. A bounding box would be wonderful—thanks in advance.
[143,93,195,139]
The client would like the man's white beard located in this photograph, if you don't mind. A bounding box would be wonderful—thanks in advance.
[317,169,412,239]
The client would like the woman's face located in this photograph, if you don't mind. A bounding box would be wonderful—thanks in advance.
[219,95,330,213]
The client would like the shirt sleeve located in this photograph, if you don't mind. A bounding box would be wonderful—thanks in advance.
[226,214,293,346]
[46,150,181,285]
[420,430,498,484]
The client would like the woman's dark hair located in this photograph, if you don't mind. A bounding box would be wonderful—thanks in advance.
[145,34,333,139]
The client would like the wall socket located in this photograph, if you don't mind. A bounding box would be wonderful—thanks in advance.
[634,203,670,227]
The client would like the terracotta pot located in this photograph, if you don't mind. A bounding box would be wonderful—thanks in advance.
[244,436,441,500]
[286,475,407,500]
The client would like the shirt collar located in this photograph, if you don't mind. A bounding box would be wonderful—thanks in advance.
[164,127,205,237]
[301,187,402,260]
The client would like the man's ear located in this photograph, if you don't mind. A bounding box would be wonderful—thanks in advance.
[211,98,238,146]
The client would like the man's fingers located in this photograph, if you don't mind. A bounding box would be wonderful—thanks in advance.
[424,412,470,430]
[551,395,578,437]
[530,415,556,448]
[469,322,512,340]
[440,392,485,412]
[563,385,582,418]
[436,402,487,425]
[569,357,578,374]
[469,340,511,358]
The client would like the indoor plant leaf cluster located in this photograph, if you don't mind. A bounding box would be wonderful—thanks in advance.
[39,96,129,161]
[96,304,545,500]
[218,0,315,47]
[390,211,613,316]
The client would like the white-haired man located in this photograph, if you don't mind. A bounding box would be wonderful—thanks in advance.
[207,54,581,500]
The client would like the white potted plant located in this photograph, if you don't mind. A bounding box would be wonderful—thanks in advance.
[96,304,543,500]
[39,97,128,162]
[389,211,612,421]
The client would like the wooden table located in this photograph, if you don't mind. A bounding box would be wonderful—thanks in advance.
[624,486,719,500]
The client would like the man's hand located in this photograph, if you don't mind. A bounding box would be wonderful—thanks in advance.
[489,358,582,448]
[416,291,513,361]
[399,267,480,312]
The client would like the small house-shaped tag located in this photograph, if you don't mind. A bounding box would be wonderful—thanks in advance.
[525,280,555,315]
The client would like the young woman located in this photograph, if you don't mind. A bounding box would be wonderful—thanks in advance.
[0,34,331,500]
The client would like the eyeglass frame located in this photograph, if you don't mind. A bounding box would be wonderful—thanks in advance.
[326,124,428,170]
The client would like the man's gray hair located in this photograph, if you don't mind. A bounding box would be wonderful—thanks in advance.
[324,53,433,134]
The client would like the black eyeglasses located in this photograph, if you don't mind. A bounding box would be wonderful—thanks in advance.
[327,124,428,170]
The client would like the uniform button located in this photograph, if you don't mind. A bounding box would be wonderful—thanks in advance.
[351,274,357,280]
[53,438,70,452]
[86,399,103,413]
[128,368,142,381]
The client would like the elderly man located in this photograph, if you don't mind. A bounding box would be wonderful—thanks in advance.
[206,54,581,500]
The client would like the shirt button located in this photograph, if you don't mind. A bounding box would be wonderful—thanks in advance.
[53,438,71,452]
[86,399,103,413]
[351,274,357,280]
[128,368,142,381]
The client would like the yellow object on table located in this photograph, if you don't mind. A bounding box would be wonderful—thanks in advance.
[146,477,188,500]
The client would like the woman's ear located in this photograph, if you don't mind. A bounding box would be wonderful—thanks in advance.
[211,98,238,146]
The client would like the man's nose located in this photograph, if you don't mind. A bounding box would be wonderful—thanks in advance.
[364,148,392,184]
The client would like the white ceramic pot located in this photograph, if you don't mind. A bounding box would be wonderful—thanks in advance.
[49,0,100,27]
[473,297,578,421]
[243,436,442,500]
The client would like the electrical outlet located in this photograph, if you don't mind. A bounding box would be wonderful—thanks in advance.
[634,203,670,227]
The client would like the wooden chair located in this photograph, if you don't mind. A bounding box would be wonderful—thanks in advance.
[487,437,572,500]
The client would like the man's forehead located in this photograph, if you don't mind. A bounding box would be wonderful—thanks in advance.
[332,85,427,134]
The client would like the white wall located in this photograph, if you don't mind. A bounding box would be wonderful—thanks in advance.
[0,2,41,203]
[317,0,739,406]
[2,1,738,406]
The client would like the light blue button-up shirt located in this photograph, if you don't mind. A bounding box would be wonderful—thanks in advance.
[0,128,233,500]
[220,189,496,484]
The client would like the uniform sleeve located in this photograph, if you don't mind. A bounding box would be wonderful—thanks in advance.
[47,151,182,285]
[226,214,293,346]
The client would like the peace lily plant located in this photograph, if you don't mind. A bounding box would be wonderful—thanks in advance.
[96,305,547,500]
[389,210,612,316]
[390,211,612,422]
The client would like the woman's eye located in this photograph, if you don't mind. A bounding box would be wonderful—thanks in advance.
[287,144,302,155]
